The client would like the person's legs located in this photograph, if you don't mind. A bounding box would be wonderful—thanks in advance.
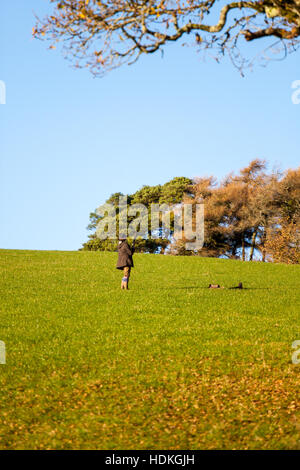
[125,267,131,288]
[121,266,131,290]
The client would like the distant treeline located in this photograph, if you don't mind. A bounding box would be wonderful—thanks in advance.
[82,160,299,264]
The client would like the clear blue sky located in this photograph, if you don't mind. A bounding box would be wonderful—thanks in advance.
[1,1,299,250]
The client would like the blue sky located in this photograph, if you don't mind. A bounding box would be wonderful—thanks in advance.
[1,0,299,250]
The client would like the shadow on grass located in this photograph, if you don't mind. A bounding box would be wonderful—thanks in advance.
[154,286,282,290]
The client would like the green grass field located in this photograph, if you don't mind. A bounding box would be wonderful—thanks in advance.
[0,249,299,449]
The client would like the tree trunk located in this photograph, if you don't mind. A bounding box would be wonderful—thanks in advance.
[249,230,257,261]
[242,236,245,261]
[261,229,267,262]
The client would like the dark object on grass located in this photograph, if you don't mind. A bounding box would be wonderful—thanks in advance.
[230,282,243,289]
[209,282,243,289]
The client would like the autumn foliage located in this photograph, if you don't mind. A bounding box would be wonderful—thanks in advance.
[34,0,300,75]
[265,221,299,264]
[83,160,300,264]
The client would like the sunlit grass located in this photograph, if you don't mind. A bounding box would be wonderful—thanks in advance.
[0,249,299,449]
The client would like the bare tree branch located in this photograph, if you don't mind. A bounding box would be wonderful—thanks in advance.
[33,0,300,75]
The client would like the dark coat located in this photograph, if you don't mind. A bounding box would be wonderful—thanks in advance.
[116,240,134,269]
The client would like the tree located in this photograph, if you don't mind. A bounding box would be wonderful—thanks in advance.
[264,167,300,263]
[81,176,191,252]
[270,167,300,222]
[173,160,272,259]
[265,220,300,263]
[81,162,299,263]
[34,1,300,76]
[223,159,274,261]
[182,176,232,257]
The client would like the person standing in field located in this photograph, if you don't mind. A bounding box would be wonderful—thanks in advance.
[116,235,135,290]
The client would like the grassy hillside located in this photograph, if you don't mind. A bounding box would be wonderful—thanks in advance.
[0,249,299,449]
